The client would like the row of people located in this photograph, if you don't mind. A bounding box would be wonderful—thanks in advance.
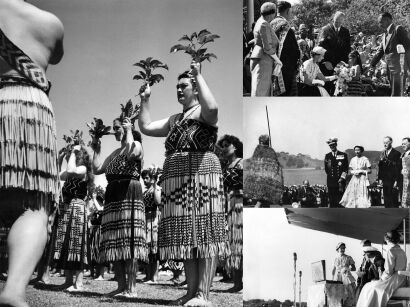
[332,231,407,307]
[248,1,410,96]
[0,2,243,305]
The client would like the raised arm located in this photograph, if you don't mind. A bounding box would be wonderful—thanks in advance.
[60,145,87,180]
[138,85,171,137]
[191,62,218,126]
[121,118,143,160]
[91,139,115,175]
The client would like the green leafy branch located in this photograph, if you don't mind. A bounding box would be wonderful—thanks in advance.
[133,57,168,95]
[170,29,220,63]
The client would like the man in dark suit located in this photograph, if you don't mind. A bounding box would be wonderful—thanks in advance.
[319,12,351,74]
[297,180,316,207]
[324,138,348,208]
[377,136,402,208]
[370,12,410,96]
[271,1,300,96]
[318,12,351,94]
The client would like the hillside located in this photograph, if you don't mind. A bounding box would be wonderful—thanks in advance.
[277,152,323,169]
[279,147,404,170]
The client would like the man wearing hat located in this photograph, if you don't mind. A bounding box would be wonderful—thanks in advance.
[356,243,385,300]
[250,2,283,96]
[324,138,348,207]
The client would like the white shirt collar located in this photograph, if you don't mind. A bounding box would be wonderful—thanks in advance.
[386,23,393,33]
[386,148,392,155]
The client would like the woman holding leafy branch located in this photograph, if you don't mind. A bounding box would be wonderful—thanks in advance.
[139,61,229,307]
[90,113,146,298]
[53,144,91,292]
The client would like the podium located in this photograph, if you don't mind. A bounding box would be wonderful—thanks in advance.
[307,282,347,307]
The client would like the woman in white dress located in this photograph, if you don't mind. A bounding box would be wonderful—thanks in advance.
[340,146,371,208]
[300,46,336,96]
[357,230,407,307]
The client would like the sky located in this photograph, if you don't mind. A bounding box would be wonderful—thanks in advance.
[243,208,408,302]
[34,0,242,187]
[243,98,410,160]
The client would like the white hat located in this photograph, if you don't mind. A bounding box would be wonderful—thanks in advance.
[312,46,326,55]
[363,246,378,253]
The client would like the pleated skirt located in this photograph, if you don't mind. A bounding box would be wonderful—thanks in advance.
[226,189,243,270]
[0,80,59,226]
[158,151,230,260]
[99,179,147,262]
[54,198,88,270]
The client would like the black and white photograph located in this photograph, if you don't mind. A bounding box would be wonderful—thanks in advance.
[243,0,410,97]
[244,208,410,307]
[0,0,243,306]
[244,99,410,208]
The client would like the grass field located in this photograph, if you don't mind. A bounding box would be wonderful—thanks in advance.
[0,272,242,307]
[283,169,378,186]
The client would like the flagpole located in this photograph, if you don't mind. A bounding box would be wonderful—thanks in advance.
[266,105,272,147]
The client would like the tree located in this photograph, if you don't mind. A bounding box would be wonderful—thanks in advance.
[293,0,333,30]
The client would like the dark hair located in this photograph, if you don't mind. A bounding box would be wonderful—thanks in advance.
[354,145,364,152]
[403,137,410,143]
[385,136,393,142]
[141,169,153,179]
[349,50,363,72]
[72,146,94,196]
[361,239,371,246]
[380,12,393,20]
[217,135,243,158]
[384,229,400,244]
[178,71,197,90]
[278,1,291,14]
[113,118,142,143]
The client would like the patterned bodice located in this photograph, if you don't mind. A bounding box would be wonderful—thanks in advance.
[62,177,88,200]
[105,154,141,182]
[143,186,157,212]
[165,117,217,156]
[223,159,243,192]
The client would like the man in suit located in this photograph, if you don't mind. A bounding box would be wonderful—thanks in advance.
[319,12,351,73]
[271,1,300,96]
[324,138,348,208]
[250,2,282,96]
[370,12,410,96]
[318,12,351,94]
[297,180,316,207]
[377,136,402,208]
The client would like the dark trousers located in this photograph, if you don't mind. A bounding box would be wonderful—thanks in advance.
[389,71,405,97]
[280,67,298,96]
[328,186,343,208]
[383,181,398,208]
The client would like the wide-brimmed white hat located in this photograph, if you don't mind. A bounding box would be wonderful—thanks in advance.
[312,46,327,56]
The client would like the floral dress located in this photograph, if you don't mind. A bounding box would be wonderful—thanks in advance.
[340,156,371,208]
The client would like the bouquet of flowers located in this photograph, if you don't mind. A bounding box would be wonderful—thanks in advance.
[86,118,111,149]
[133,57,168,95]
[333,62,352,96]
[170,29,219,67]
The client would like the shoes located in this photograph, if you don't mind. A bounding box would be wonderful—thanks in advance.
[94,276,105,281]
[64,285,84,292]
[143,280,158,284]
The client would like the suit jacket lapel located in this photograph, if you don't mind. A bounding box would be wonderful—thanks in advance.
[384,24,394,51]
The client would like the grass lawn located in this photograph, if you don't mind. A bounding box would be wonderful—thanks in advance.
[0,272,242,307]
